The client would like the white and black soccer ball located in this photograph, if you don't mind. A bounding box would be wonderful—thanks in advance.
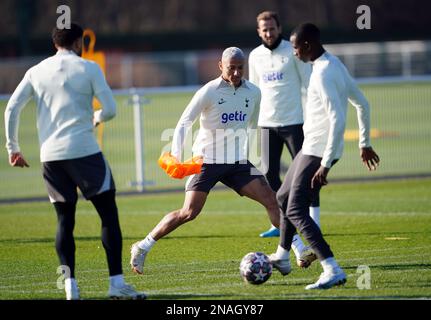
[239,252,273,285]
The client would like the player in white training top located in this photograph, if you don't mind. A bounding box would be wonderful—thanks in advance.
[269,23,380,290]
[4,23,145,300]
[130,47,281,275]
[249,11,318,268]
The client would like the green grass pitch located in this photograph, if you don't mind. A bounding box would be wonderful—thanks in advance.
[0,178,430,300]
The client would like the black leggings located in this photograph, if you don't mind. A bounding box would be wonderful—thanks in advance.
[276,151,335,261]
[261,125,320,208]
[54,201,76,278]
[54,190,123,278]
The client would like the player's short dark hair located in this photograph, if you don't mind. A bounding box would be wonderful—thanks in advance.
[291,23,320,44]
[52,23,83,47]
[256,11,280,27]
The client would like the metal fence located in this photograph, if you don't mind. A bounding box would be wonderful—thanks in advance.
[1,40,431,94]
[1,76,430,201]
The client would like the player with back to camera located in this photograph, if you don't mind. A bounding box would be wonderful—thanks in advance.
[249,10,319,269]
[4,23,146,300]
[130,47,281,275]
[268,23,380,289]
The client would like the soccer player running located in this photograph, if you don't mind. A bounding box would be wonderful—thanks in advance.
[4,23,145,300]
[269,23,380,289]
[130,47,280,275]
[249,11,318,268]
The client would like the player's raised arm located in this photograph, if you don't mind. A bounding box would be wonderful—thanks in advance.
[345,69,380,170]
[4,70,34,167]
[346,71,371,148]
[319,73,346,169]
[171,88,207,162]
[91,64,116,126]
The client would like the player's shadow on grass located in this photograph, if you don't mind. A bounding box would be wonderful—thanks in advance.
[324,231,427,237]
[0,234,245,244]
[145,293,233,299]
[0,236,144,244]
[266,280,313,288]
[380,281,431,289]
[339,263,431,272]
[0,237,57,244]
[162,234,249,240]
[368,263,431,271]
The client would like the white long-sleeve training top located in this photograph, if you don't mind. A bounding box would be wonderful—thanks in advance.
[171,77,261,164]
[248,39,311,127]
[302,51,371,168]
[4,49,116,162]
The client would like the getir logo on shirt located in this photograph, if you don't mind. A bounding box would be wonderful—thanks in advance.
[263,72,283,83]
[221,111,247,124]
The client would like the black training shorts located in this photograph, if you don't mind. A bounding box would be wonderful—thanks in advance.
[185,160,264,195]
[42,152,115,203]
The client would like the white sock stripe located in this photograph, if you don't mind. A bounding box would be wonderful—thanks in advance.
[291,234,305,258]
[138,234,157,251]
[309,206,320,228]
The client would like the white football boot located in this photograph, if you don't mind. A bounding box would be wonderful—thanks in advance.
[130,242,147,274]
[108,283,147,300]
[268,253,292,275]
[305,268,347,290]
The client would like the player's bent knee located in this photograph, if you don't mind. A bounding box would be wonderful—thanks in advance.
[266,201,280,215]
[261,188,278,209]
[179,207,201,222]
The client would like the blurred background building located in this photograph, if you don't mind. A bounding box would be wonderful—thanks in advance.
[2,0,431,55]
[1,0,431,93]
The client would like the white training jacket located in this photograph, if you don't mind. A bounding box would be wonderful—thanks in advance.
[4,49,116,162]
[302,51,371,168]
[248,39,311,127]
[171,77,261,164]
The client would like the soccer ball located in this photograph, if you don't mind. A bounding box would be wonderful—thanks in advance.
[239,252,273,285]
